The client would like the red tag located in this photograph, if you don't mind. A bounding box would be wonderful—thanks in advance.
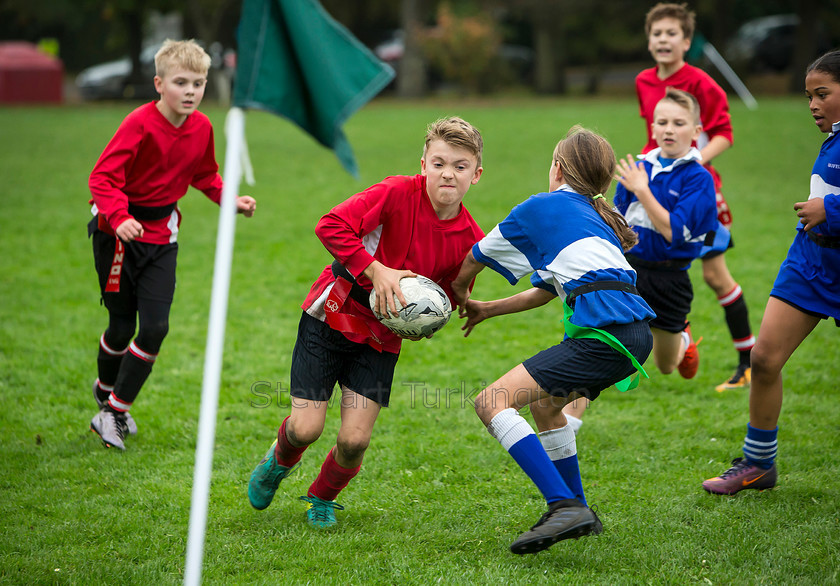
[716,191,733,228]
[323,277,383,352]
[105,239,124,293]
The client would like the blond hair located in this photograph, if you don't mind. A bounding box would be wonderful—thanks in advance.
[554,126,638,251]
[644,2,695,40]
[658,87,702,125]
[424,116,484,169]
[154,39,211,79]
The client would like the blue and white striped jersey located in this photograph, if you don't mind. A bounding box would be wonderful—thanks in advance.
[473,186,655,329]
[614,147,718,266]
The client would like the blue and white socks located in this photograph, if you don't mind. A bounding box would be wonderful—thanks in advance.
[538,425,586,505]
[486,408,577,504]
[743,423,778,469]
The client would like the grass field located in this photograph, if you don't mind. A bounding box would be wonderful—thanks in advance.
[1,95,839,585]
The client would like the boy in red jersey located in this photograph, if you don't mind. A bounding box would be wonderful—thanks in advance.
[248,116,485,529]
[88,39,256,451]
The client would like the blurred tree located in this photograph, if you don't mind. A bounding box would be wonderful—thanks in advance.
[397,0,430,97]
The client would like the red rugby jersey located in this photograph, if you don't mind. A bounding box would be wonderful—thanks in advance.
[636,64,733,190]
[303,174,484,353]
[89,101,224,244]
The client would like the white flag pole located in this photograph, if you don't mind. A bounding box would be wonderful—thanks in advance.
[702,42,758,110]
[184,106,246,586]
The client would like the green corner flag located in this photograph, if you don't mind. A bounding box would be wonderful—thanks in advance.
[233,0,395,177]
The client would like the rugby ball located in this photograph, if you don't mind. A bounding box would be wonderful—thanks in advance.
[369,276,452,338]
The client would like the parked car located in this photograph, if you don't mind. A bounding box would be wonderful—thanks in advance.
[725,14,832,72]
[75,44,160,100]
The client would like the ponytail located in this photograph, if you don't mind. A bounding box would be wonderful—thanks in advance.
[554,126,638,251]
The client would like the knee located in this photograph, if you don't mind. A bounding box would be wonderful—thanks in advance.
[137,319,169,352]
[286,418,322,447]
[702,268,725,293]
[335,432,370,462]
[750,344,781,380]
[105,318,136,349]
[474,389,497,425]
[654,355,676,375]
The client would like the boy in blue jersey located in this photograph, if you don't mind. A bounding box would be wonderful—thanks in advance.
[451,126,654,554]
[614,88,718,379]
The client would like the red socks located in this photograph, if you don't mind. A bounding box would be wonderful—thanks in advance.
[273,416,361,500]
[308,448,361,501]
[274,416,308,468]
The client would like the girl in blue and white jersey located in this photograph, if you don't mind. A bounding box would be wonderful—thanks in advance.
[450,126,655,555]
[703,50,840,495]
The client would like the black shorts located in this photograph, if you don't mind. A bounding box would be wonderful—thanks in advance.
[633,265,693,333]
[91,220,178,312]
[290,312,399,407]
[522,321,652,401]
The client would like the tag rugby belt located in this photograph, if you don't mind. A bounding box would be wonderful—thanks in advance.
[331,261,372,307]
[93,203,178,236]
[807,230,840,249]
[565,280,639,307]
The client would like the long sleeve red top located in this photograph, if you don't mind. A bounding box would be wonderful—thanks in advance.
[89,101,224,244]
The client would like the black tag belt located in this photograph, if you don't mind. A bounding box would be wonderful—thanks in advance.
[565,280,639,307]
[806,230,840,250]
[127,202,177,221]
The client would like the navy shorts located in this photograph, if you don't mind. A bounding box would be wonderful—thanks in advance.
[632,265,693,333]
[522,320,652,402]
[290,312,399,407]
[91,221,178,312]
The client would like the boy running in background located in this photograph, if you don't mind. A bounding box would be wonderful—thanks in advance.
[88,39,256,451]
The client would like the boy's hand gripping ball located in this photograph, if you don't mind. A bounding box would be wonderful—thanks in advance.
[369,276,452,339]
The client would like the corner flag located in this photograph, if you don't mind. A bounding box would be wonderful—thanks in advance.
[234,0,395,177]
[185,3,393,584]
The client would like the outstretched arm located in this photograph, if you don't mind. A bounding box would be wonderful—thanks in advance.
[450,250,486,311]
[461,287,555,337]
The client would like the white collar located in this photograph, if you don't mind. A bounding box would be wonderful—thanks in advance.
[639,146,703,180]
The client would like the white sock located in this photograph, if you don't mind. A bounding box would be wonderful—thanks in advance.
[486,408,533,450]
[564,414,583,435]
[538,424,577,460]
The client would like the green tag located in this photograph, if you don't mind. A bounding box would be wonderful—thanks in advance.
[562,299,649,392]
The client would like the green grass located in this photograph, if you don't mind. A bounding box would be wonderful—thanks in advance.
[1,96,839,585]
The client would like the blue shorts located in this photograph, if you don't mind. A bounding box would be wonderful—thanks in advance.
[522,320,652,401]
[290,312,399,407]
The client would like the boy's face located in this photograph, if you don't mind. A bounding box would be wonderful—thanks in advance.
[651,100,701,159]
[648,17,690,69]
[421,139,482,219]
[154,67,208,126]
